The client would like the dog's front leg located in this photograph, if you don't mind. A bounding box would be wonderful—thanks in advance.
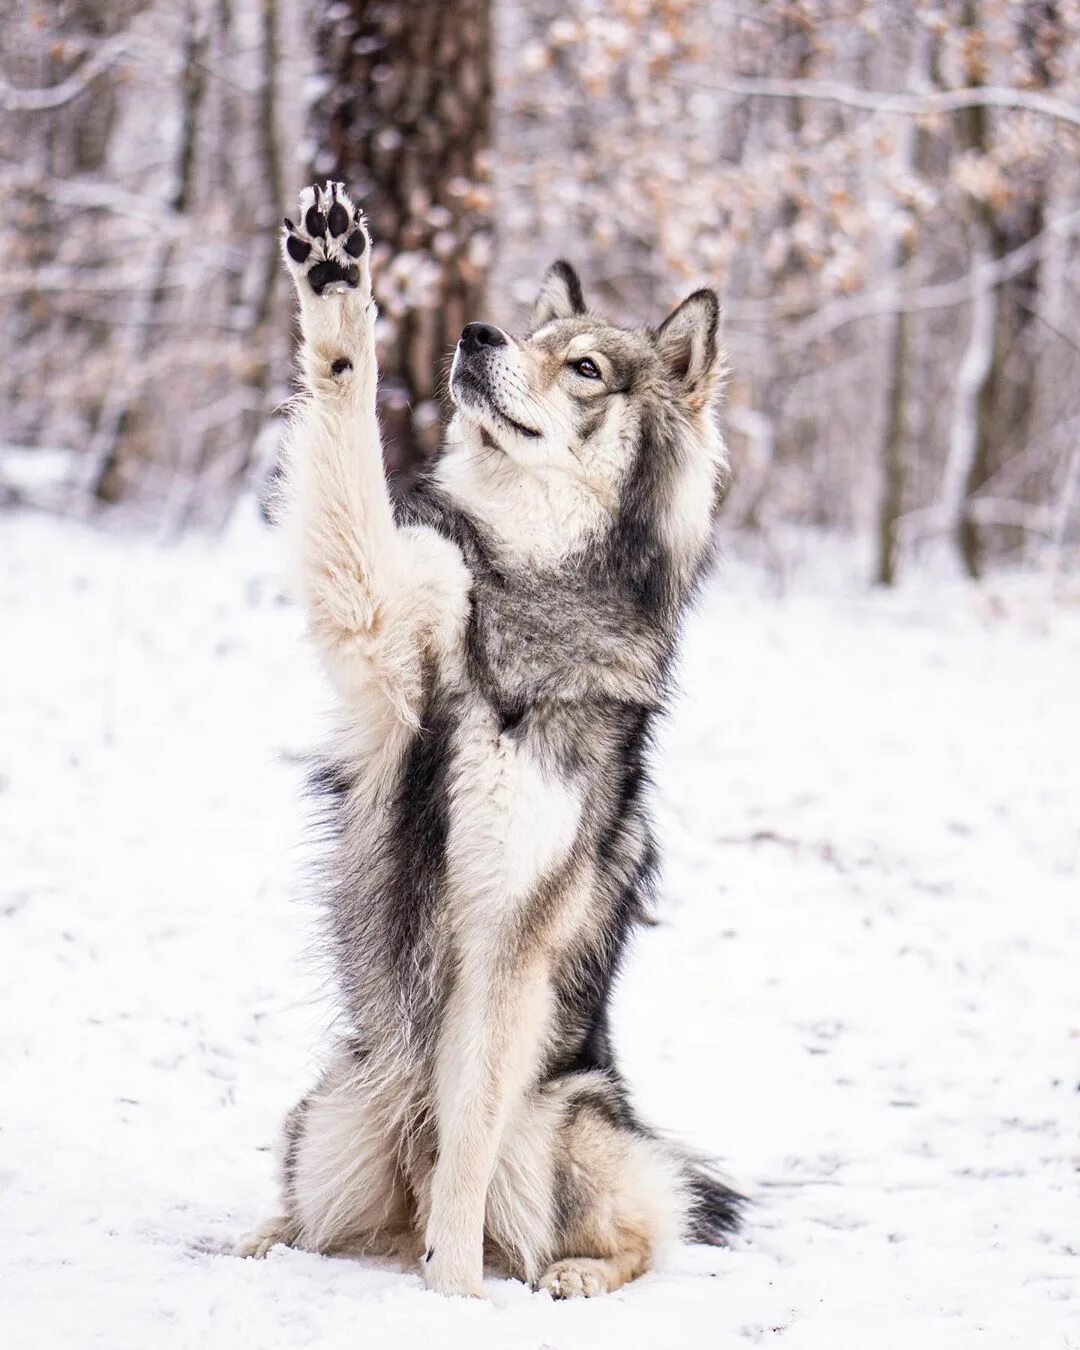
[278,183,466,725]
[423,955,552,1297]
[280,183,389,598]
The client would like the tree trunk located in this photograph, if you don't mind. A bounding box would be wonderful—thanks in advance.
[2,0,297,526]
[91,0,209,506]
[875,16,930,587]
[942,217,997,567]
[311,0,494,478]
[948,2,1001,578]
[954,0,1061,577]
[0,1,148,459]
[876,290,910,587]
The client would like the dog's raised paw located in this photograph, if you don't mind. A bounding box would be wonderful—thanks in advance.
[538,1257,610,1299]
[282,182,370,297]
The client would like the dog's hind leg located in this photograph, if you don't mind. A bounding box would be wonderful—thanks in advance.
[487,1071,712,1298]
[240,1048,413,1259]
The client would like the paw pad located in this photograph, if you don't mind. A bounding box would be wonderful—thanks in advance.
[539,1259,609,1299]
[308,260,359,295]
[328,199,349,236]
[282,182,370,296]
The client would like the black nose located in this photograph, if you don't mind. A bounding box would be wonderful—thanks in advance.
[460,322,506,353]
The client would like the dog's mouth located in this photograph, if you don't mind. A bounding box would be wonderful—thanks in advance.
[451,366,542,441]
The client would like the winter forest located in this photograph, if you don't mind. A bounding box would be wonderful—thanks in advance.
[3,4,1079,1349]
[4,0,1079,582]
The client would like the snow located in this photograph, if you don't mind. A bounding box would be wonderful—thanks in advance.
[2,505,1078,1349]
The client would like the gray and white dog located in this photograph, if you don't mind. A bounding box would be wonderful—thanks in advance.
[238,183,740,1298]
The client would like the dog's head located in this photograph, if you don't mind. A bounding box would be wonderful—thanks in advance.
[443,262,726,572]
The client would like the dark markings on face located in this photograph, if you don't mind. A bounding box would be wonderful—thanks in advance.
[530,320,653,398]
[573,400,608,443]
[580,403,679,619]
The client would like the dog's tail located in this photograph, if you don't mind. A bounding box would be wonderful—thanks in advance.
[685,1162,744,1245]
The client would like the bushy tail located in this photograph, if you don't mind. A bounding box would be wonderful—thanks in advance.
[685,1163,744,1245]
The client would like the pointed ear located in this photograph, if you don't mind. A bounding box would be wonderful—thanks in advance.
[654,289,721,404]
[530,260,587,328]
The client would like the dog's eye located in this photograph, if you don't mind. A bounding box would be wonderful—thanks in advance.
[571,357,601,380]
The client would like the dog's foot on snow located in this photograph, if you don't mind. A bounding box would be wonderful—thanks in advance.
[421,1245,487,1299]
[234,1215,295,1259]
[538,1257,612,1299]
[282,182,371,298]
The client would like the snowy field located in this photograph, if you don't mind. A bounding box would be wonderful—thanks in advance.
[2,505,1078,1350]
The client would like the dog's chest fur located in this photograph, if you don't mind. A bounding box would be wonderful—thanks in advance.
[441,699,584,931]
[439,570,646,921]
[321,489,669,1070]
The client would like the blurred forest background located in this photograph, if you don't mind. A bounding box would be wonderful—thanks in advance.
[2,0,1079,584]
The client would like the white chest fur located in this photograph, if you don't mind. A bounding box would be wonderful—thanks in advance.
[444,703,583,924]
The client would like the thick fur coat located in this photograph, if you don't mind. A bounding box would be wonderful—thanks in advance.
[238,183,741,1298]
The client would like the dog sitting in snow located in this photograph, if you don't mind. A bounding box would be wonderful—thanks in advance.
[238,182,740,1297]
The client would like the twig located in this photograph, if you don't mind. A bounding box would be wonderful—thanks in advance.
[726,207,1080,349]
[701,75,1080,132]
[0,34,131,112]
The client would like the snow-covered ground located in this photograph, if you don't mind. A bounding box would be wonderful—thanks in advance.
[2,506,1078,1349]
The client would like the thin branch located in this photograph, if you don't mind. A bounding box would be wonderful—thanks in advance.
[726,206,1080,352]
[969,499,1055,536]
[703,75,1080,132]
[0,262,233,297]
[0,163,179,229]
[899,498,1057,540]
[1014,296,1080,359]
[0,34,131,112]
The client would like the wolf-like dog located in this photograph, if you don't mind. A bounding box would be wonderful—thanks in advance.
[238,182,741,1298]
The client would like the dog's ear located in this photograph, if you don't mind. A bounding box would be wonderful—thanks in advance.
[530,260,587,328]
[654,289,722,406]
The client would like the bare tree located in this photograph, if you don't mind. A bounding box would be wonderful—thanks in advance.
[1,0,147,458]
[954,0,1062,576]
[876,16,935,586]
[1,0,299,526]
